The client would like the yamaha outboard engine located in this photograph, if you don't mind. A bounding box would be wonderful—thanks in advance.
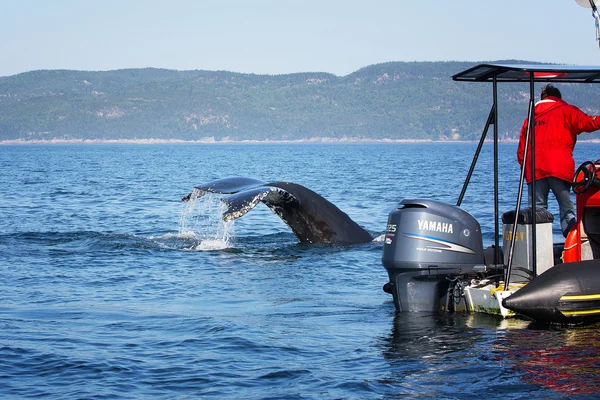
[382,199,485,312]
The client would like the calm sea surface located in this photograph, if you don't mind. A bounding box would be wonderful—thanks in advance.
[1,142,600,399]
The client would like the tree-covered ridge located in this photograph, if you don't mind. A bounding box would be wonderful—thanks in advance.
[2,61,600,141]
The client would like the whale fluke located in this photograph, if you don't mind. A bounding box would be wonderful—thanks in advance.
[182,177,266,202]
[220,186,295,221]
[183,177,373,244]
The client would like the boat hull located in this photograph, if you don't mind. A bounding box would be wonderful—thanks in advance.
[463,283,521,318]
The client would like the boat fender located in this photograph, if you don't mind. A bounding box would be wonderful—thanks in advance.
[563,225,579,263]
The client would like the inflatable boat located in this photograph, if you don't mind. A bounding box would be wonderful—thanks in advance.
[381,63,600,326]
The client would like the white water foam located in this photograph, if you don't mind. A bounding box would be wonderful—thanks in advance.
[178,189,234,250]
[372,234,386,243]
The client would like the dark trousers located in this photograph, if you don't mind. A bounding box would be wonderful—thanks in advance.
[528,177,576,237]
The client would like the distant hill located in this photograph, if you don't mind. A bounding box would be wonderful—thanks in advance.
[2,61,600,142]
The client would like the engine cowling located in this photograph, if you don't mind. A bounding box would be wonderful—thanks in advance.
[382,199,485,312]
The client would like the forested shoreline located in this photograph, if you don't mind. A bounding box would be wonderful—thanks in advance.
[2,61,600,142]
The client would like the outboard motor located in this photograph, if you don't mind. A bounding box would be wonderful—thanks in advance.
[382,199,485,312]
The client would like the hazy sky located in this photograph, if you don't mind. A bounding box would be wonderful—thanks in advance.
[2,0,600,77]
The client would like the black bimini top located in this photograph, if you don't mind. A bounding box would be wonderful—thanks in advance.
[452,63,600,83]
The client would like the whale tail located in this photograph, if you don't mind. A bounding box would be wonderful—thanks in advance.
[182,177,373,244]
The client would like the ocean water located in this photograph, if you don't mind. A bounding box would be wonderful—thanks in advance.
[1,142,600,399]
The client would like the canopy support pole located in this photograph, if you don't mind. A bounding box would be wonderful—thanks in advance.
[457,79,501,265]
[493,76,500,264]
[457,106,495,207]
[505,75,536,290]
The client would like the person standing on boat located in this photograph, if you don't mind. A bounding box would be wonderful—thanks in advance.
[517,84,600,237]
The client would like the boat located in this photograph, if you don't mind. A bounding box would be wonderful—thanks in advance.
[381,63,600,326]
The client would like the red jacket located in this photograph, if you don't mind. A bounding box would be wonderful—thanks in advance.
[517,96,600,183]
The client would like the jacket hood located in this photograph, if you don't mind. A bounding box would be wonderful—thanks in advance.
[534,96,566,116]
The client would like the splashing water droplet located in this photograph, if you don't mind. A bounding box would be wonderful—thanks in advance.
[179,189,234,250]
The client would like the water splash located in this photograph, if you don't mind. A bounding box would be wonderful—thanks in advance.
[179,189,234,250]
[372,234,385,243]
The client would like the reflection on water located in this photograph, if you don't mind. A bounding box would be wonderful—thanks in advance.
[497,323,600,395]
[380,312,600,398]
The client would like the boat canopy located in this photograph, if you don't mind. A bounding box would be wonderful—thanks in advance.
[452,63,600,83]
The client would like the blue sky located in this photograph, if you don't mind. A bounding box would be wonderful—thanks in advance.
[2,0,600,77]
